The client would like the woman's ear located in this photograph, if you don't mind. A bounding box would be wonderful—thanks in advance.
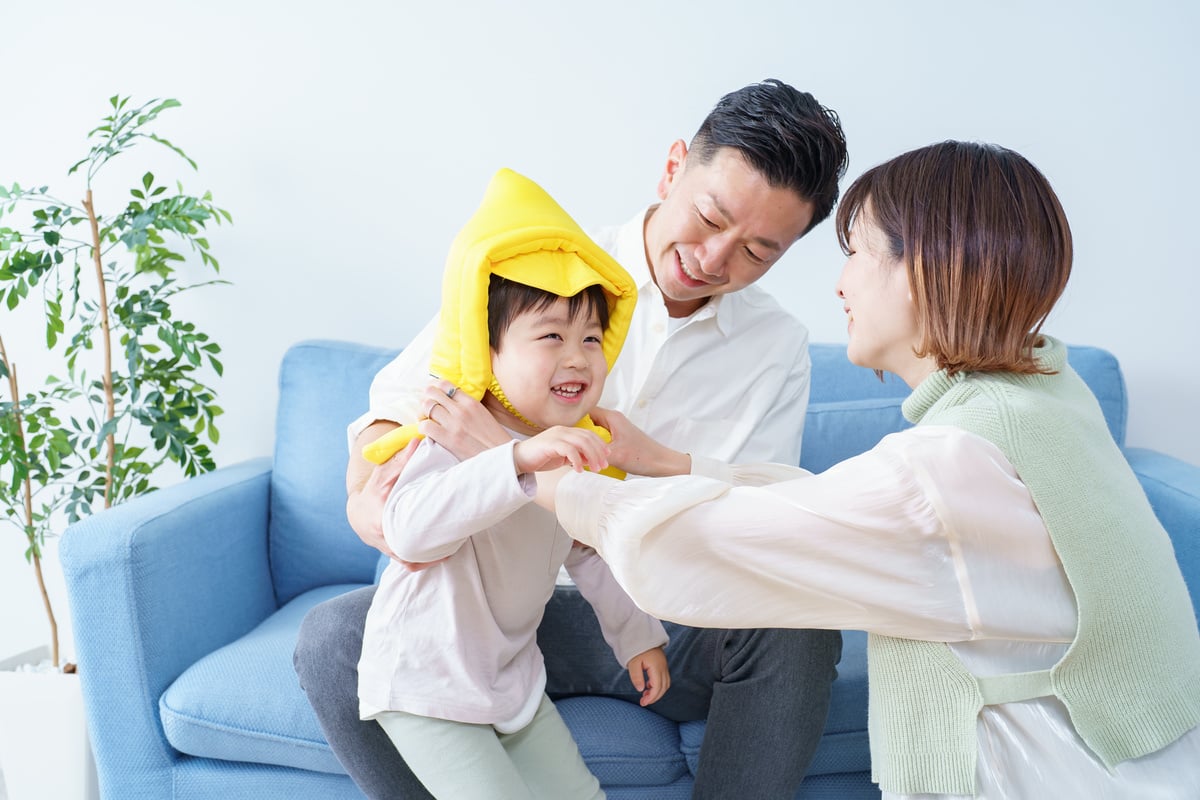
[655,139,689,201]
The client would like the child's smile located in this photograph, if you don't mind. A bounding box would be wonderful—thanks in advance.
[485,297,608,434]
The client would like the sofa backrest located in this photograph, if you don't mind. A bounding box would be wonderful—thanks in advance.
[269,340,398,604]
[267,339,1129,601]
[801,343,1129,473]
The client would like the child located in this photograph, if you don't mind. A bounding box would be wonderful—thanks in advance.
[356,169,669,800]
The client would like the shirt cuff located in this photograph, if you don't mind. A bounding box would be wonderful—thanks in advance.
[481,440,529,500]
[689,453,735,483]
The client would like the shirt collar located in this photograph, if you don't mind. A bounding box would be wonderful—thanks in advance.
[615,204,736,337]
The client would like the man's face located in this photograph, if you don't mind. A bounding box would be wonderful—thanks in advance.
[643,141,815,318]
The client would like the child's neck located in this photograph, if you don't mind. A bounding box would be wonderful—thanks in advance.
[482,393,542,436]
[482,391,590,436]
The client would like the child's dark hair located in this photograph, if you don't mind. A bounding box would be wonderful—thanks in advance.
[487,275,610,349]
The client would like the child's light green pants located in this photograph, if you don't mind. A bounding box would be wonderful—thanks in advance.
[375,694,605,800]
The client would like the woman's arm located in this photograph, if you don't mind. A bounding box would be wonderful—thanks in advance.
[543,431,981,642]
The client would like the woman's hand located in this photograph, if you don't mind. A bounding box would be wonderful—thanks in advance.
[590,407,691,477]
[417,380,508,460]
[627,646,671,707]
[514,426,609,475]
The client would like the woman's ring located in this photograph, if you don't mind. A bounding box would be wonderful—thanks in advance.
[446,386,457,399]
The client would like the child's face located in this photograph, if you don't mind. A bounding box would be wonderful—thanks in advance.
[485,297,608,434]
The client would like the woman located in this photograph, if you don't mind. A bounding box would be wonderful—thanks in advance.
[526,142,1200,798]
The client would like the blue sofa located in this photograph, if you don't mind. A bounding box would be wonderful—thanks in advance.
[60,339,1200,800]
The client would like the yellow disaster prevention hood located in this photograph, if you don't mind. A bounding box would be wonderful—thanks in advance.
[363,168,636,480]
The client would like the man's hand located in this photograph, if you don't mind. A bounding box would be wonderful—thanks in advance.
[346,424,446,572]
[627,646,671,707]
[514,426,610,475]
[346,425,416,558]
[589,407,690,477]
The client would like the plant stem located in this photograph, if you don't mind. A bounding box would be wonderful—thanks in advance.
[82,189,116,509]
[0,336,61,667]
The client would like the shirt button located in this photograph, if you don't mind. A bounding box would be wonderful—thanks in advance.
[653,323,665,334]
[637,399,649,409]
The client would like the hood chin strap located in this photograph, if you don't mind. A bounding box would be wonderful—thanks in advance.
[486,375,625,480]
[487,376,543,432]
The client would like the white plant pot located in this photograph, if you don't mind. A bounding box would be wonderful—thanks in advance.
[0,646,99,800]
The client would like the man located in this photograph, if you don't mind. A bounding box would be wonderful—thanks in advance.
[294,78,848,799]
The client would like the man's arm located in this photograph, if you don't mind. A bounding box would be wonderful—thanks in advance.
[347,383,512,565]
[343,317,441,557]
[346,421,410,559]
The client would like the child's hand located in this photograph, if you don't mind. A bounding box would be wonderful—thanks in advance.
[513,426,609,475]
[626,646,670,707]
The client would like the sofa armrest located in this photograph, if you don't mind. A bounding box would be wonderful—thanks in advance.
[60,457,276,798]
[1126,447,1200,615]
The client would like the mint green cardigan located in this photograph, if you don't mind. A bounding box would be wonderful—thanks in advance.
[868,337,1200,796]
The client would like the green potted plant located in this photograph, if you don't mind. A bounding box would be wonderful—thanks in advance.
[0,96,230,800]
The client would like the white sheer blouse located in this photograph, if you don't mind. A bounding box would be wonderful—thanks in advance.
[553,425,1200,799]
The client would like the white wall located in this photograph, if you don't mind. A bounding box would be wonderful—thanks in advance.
[1,0,1197,659]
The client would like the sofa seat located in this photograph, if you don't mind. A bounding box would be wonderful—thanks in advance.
[557,698,692,798]
[162,582,873,796]
[160,584,696,793]
[160,577,870,797]
[161,584,357,775]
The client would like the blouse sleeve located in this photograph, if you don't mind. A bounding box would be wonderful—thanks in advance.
[689,457,812,486]
[555,430,979,642]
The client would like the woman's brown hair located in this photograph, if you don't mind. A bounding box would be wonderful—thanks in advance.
[836,141,1073,375]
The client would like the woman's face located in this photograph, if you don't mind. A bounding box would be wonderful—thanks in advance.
[835,211,932,387]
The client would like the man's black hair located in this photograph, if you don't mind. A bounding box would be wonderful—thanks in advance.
[690,79,848,234]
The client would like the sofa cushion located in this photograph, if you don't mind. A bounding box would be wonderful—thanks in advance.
[557,695,691,789]
[162,583,703,792]
[1064,345,1128,443]
[160,584,363,774]
[270,341,399,604]
[803,344,1128,474]
[809,344,912,404]
[801,398,910,474]
[1126,447,1200,617]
